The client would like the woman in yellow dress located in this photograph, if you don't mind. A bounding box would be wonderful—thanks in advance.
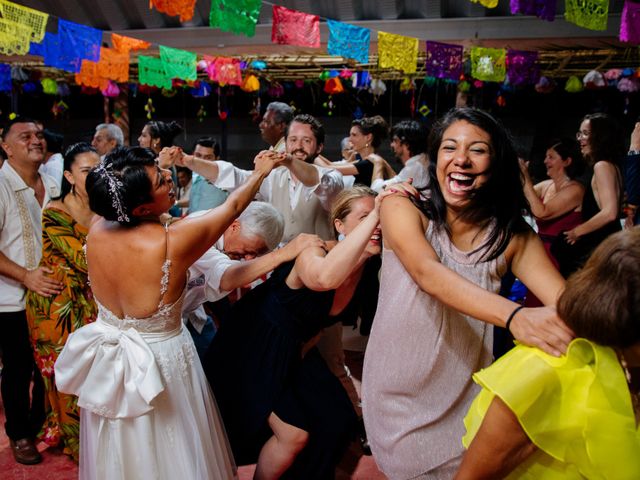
[458,228,640,479]
[26,143,99,460]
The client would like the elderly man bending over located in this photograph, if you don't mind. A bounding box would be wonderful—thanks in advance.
[182,201,323,357]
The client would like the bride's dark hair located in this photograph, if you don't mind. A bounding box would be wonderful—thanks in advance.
[422,107,529,261]
[86,146,158,226]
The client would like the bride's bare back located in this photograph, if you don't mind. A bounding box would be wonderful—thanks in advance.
[86,219,179,319]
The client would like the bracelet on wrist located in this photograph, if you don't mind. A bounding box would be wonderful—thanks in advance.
[505,305,525,332]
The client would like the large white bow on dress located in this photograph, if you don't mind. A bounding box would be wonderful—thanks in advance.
[55,319,165,419]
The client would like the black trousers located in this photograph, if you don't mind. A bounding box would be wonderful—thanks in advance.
[0,310,45,440]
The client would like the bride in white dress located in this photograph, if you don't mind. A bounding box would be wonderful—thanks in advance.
[54,146,280,479]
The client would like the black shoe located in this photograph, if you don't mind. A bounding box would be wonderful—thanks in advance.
[10,438,42,465]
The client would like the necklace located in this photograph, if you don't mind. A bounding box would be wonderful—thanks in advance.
[554,175,571,191]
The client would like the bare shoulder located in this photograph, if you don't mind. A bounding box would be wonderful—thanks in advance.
[534,179,553,190]
[504,226,537,262]
[593,160,618,176]
[380,196,429,230]
[88,221,165,253]
[44,200,69,217]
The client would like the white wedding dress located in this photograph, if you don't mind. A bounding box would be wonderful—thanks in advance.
[55,263,237,479]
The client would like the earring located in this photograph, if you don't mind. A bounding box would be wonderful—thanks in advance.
[365,143,370,148]
[71,184,76,195]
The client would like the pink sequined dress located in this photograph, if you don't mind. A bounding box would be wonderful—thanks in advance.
[362,221,506,479]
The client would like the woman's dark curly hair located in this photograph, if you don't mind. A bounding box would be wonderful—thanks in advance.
[86,146,158,226]
[145,120,183,149]
[422,107,530,261]
[352,116,389,149]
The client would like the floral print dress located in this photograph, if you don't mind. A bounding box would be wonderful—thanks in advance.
[26,207,97,461]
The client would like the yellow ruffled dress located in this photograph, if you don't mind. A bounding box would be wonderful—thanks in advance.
[463,338,640,479]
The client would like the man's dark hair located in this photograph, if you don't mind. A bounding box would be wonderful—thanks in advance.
[285,114,325,146]
[193,136,220,157]
[44,129,64,154]
[2,116,40,138]
[391,120,428,157]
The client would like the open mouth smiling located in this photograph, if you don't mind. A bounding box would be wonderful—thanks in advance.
[447,172,476,194]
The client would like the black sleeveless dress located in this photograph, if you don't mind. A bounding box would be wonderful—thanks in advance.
[204,261,357,478]
[553,178,621,277]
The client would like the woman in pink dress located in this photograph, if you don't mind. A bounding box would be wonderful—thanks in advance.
[362,108,574,479]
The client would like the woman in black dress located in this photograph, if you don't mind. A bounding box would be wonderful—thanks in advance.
[205,186,389,479]
[558,113,623,276]
[315,116,396,186]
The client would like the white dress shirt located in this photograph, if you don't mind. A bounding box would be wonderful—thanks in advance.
[39,153,64,191]
[370,154,430,193]
[214,162,343,212]
[0,162,59,311]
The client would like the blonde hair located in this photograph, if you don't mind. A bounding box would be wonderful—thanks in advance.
[329,186,376,238]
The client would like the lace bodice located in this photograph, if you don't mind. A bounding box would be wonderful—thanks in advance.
[95,285,186,335]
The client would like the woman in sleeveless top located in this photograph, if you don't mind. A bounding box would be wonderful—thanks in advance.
[560,113,624,276]
[26,143,99,460]
[314,116,396,186]
[520,138,585,271]
[205,186,391,479]
[458,229,640,479]
[54,146,280,479]
[362,108,574,479]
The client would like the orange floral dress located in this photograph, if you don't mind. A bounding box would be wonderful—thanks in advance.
[26,207,97,461]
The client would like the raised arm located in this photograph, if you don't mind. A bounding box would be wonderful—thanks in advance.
[289,193,387,291]
[219,234,325,291]
[566,161,621,243]
[180,155,220,183]
[281,154,321,186]
[170,151,280,271]
[381,195,572,356]
[520,162,584,220]
[455,397,536,480]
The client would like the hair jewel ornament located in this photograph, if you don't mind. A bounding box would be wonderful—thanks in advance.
[94,162,130,223]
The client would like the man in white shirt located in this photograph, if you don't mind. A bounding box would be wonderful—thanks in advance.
[259,102,294,153]
[0,117,62,465]
[38,129,64,190]
[182,201,323,357]
[370,119,430,193]
[91,123,124,159]
[180,114,343,242]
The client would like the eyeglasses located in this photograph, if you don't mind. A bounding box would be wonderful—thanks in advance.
[576,131,590,140]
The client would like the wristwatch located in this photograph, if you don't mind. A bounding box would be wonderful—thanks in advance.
[628,150,640,156]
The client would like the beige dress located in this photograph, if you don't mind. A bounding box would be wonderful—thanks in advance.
[362,221,506,479]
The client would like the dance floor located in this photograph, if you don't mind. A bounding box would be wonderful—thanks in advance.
[0,396,386,479]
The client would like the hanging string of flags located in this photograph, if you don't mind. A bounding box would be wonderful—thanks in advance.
[0,0,637,96]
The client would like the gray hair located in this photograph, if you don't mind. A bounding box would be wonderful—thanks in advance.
[237,201,285,251]
[340,137,351,151]
[265,102,294,126]
[96,123,124,146]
